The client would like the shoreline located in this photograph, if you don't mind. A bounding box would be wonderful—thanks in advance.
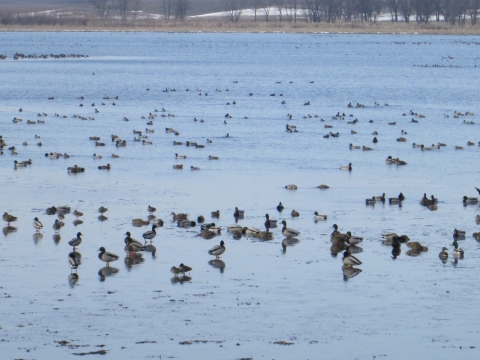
[1,20,479,35]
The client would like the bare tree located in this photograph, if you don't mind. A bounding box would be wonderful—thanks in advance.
[162,0,172,21]
[304,0,322,22]
[117,0,131,22]
[261,0,274,22]
[399,0,413,21]
[225,0,245,23]
[174,0,189,21]
[276,0,284,22]
[472,0,480,25]
[132,0,141,22]
[252,0,260,21]
[388,0,400,20]
[284,0,298,22]
[90,0,114,19]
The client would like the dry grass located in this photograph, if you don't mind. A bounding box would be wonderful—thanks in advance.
[0,15,479,35]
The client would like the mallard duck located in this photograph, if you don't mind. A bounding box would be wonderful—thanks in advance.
[291,210,299,217]
[277,202,284,212]
[345,231,363,245]
[175,153,187,159]
[453,228,466,238]
[98,247,119,266]
[98,206,108,214]
[234,207,244,218]
[148,205,156,214]
[132,218,149,227]
[406,242,428,251]
[391,236,402,250]
[179,263,192,274]
[208,240,226,258]
[382,232,398,241]
[473,232,480,241]
[178,220,196,228]
[285,184,298,190]
[171,212,188,221]
[142,224,157,243]
[340,163,352,171]
[124,236,144,255]
[3,212,17,226]
[46,206,57,215]
[173,164,183,169]
[93,153,102,159]
[389,195,403,204]
[463,196,478,204]
[255,231,273,240]
[198,228,217,239]
[366,197,376,205]
[331,224,348,242]
[68,253,80,273]
[211,210,220,218]
[265,214,277,229]
[73,210,83,218]
[33,217,43,232]
[53,219,64,232]
[208,155,219,160]
[170,266,183,276]
[349,144,360,149]
[439,247,449,260]
[243,227,261,236]
[342,249,362,268]
[374,193,386,202]
[227,224,243,232]
[125,232,143,248]
[191,166,200,170]
[56,205,71,213]
[317,184,329,189]
[68,232,82,251]
[313,211,327,221]
[452,239,464,258]
[281,220,300,238]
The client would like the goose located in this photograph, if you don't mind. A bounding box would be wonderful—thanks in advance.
[148,205,156,214]
[33,217,43,232]
[406,242,428,251]
[313,211,327,221]
[452,239,464,258]
[463,196,478,204]
[342,249,362,268]
[211,210,220,218]
[277,202,284,212]
[366,197,376,205]
[173,164,183,169]
[73,210,83,218]
[98,206,108,214]
[208,240,226,259]
[3,212,17,226]
[142,224,157,243]
[68,253,80,273]
[264,214,277,229]
[439,247,449,260]
[98,247,119,266]
[374,193,386,202]
[53,219,64,232]
[191,166,200,170]
[68,232,82,251]
[344,231,363,245]
[291,210,299,217]
[175,153,187,159]
[179,263,192,274]
[98,164,111,170]
[281,220,300,238]
[208,155,219,160]
[234,207,244,218]
[340,163,352,171]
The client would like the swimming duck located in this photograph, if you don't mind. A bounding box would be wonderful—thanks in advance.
[208,240,226,259]
[463,196,478,204]
[285,184,298,190]
[243,227,261,236]
[340,163,352,171]
[453,228,466,238]
[93,153,102,159]
[342,248,362,268]
[374,193,386,202]
[171,212,188,221]
[68,232,82,251]
[197,215,205,223]
[382,232,398,241]
[264,214,277,229]
[33,217,43,232]
[178,220,197,228]
[281,220,300,238]
[142,224,157,243]
[452,239,464,258]
[349,144,360,149]
[473,232,480,241]
[291,210,299,217]
[172,164,183,169]
[98,164,111,170]
[234,207,244,218]
[255,231,273,240]
[98,247,119,266]
[406,242,428,251]
[147,205,156,214]
[191,166,200,170]
[179,263,192,274]
[227,224,243,232]
[345,231,363,245]
[277,202,284,212]
[3,212,17,226]
[366,197,376,205]
[211,210,220,218]
[313,211,327,221]
[152,218,164,227]
[175,153,187,159]
[317,184,329,189]
[439,247,449,260]
[208,155,219,160]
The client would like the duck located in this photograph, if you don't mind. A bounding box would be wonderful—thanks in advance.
[125,232,143,248]
[331,224,348,241]
[277,202,284,212]
[98,206,108,214]
[93,153,102,159]
[227,224,243,232]
[171,212,188,221]
[342,248,362,268]
[291,210,299,217]
[3,212,17,226]
[73,210,83,218]
[374,193,386,202]
[98,164,111,170]
[208,240,226,259]
[234,207,244,218]
[254,231,273,240]
[473,232,480,241]
[68,232,82,251]
[412,143,423,148]
[208,155,219,160]
[349,143,360,149]
[452,239,464,258]
[197,215,205,223]
[98,247,119,266]
[211,210,220,218]
[175,153,187,159]
[453,228,466,238]
[147,205,156,214]
[281,220,300,238]
[285,184,298,190]
[198,228,218,240]
[191,166,200,170]
[33,217,43,232]
[345,231,363,245]
[142,224,157,243]
[179,263,192,274]
[340,163,352,171]
[53,219,64,232]
[152,218,164,227]
[365,197,376,205]
[124,236,144,255]
[382,232,398,241]
[362,146,373,151]
[242,227,261,237]
[170,266,183,276]
[463,196,478,204]
[173,164,183,169]
[264,213,277,229]
[132,218,149,227]
[178,220,197,228]
[439,247,449,260]
[406,242,428,251]
[313,211,327,221]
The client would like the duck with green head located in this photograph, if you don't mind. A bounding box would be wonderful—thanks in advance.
[452,239,464,258]
[280,220,300,238]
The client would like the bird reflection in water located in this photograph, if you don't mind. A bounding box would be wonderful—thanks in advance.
[33,232,43,244]
[391,248,401,259]
[68,273,80,287]
[53,233,61,244]
[330,243,346,257]
[98,266,119,281]
[124,253,145,269]
[69,251,82,270]
[342,265,362,281]
[282,237,300,253]
[3,226,17,236]
[170,275,192,284]
[208,259,226,273]
[406,249,422,257]
[142,244,156,257]
[73,219,83,227]
[98,215,108,222]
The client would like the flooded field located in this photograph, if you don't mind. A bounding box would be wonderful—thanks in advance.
[1,32,480,359]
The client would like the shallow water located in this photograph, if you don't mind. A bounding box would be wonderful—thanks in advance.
[1,32,480,359]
